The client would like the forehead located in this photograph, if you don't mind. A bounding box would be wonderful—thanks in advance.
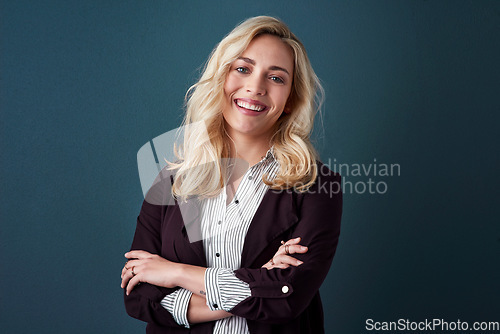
[240,34,294,71]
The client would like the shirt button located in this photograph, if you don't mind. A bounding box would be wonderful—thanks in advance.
[281,285,289,294]
[213,303,218,309]
[248,175,253,180]
[234,199,239,204]
[216,253,220,257]
[218,220,222,225]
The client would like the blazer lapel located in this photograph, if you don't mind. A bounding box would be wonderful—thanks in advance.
[177,196,207,266]
[240,188,299,268]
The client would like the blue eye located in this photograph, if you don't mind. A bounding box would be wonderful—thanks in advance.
[236,67,249,73]
[271,76,284,84]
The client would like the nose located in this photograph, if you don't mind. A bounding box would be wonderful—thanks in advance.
[245,73,266,96]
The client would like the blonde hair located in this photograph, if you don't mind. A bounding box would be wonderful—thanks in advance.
[169,16,324,200]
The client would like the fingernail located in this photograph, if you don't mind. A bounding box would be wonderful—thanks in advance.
[297,260,303,265]
[301,246,307,250]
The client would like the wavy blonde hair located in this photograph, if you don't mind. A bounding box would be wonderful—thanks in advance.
[169,16,324,200]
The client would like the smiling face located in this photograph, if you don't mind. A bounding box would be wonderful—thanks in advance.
[222,34,294,140]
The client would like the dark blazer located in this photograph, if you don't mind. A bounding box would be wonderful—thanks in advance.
[124,162,343,333]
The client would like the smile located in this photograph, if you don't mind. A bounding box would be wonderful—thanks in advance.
[234,99,268,112]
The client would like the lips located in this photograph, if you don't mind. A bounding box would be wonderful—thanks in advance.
[234,98,269,113]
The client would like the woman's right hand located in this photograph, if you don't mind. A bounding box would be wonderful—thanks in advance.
[261,237,308,270]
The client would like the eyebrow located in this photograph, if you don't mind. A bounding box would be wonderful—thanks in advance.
[237,57,290,75]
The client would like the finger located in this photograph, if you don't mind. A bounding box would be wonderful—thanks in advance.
[273,254,303,267]
[121,262,135,279]
[126,273,142,295]
[284,237,301,245]
[269,263,290,269]
[121,268,134,289]
[125,250,153,260]
[124,259,143,269]
[121,266,128,279]
[121,261,145,288]
[261,261,290,270]
[275,243,307,256]
[276,238,300,254]
[261,258,275,269]
[121,260,132,276]
[121,261,144,289]
[261,262,271,269]
[286,244,308,255]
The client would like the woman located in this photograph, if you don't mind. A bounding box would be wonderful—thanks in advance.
[121,16,342,333]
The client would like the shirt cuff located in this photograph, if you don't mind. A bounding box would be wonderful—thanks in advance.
[160,288,192,328]
[204,267,252,312]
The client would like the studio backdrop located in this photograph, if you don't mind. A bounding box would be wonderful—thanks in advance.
[1,1,498,333]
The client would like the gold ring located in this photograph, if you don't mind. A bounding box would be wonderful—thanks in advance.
[285,244,290,255]
[131,266,135,276]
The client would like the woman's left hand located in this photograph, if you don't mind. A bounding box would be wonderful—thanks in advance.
[121,250,180,295]
[262,237,308,270]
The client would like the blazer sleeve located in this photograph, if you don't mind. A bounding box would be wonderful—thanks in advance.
[123,170,186,329]
[231,172,343,324]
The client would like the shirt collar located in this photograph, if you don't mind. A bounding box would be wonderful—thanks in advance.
[258,146,276,164]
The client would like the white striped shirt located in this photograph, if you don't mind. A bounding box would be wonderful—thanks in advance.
[161,148,279,333]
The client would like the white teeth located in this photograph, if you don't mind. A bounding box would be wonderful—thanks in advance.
[236,100,265,111]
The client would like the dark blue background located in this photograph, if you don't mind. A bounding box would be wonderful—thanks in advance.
[1,1,498,333]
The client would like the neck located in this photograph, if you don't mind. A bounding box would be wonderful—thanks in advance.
[225,130,272,167]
